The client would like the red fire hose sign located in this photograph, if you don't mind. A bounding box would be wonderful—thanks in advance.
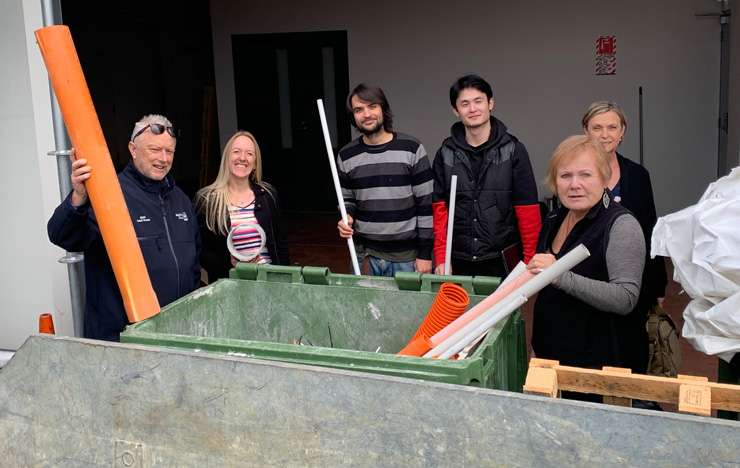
[595,35,616,75]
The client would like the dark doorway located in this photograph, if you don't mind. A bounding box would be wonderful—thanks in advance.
[232,31,351,212]
[60,0,220,197]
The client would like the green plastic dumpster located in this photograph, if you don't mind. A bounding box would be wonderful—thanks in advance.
[121,263,527,391]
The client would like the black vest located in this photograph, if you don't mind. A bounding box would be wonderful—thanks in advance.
[438,140,517,261]
[532,191,646,371]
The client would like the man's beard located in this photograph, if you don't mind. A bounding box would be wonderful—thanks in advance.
[358,119,383,136]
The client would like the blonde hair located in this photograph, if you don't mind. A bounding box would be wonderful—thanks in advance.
[544,135,611,193]
[581,101,627,131]
[195,131,270,235]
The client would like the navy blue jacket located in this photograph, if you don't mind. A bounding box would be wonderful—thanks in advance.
[48,162,201,341]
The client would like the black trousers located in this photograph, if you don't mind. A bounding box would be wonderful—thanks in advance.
[451,257,507,278]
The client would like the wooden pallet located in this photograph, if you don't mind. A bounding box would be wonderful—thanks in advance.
[523,358,740,416]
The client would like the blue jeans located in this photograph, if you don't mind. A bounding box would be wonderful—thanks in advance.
[367,255,415,277]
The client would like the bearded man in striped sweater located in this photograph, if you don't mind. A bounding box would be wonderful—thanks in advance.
[336,84,433,276]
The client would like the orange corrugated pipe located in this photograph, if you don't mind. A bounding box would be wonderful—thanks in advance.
[428,271,533,348]
[39,313,55,334]
[398,282,469,356]
[35,26,160,322]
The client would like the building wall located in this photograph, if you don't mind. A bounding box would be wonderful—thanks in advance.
[212,0,722,215]
[0,0,72,349]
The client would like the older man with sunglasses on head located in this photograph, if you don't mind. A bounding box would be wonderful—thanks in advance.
[48,114,201,341]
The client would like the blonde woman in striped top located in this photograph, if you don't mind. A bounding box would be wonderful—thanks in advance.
[195,131,289,282]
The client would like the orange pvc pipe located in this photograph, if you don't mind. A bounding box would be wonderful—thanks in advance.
[428,270,534,346]
[397,283,469,356]
[397,336,433,357]
[35,26,160,322]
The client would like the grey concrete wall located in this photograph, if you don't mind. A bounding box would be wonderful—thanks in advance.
[1,336,738,466]
[211,0,721,216]
[0,0,73,349]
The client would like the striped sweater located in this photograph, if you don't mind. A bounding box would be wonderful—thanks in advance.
[337,133,433,260]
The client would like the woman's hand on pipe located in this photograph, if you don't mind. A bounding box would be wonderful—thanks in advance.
[526,253,556,274]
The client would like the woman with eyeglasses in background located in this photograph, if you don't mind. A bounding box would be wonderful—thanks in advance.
[195,130,289,283]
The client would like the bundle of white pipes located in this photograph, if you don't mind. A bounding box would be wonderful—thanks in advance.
[425,244,590,359]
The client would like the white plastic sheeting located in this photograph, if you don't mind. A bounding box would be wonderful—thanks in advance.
[652,167,740,362]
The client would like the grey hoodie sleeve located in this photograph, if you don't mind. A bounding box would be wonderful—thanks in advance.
[554,215,645,315]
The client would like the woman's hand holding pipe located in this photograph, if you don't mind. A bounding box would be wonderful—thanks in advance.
[526,253,556,275]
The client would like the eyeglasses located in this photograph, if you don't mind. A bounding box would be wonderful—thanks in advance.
[132,123,176,141]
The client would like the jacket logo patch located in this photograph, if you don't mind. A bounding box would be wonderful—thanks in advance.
[175,212,189,222]
[136,215,151,223]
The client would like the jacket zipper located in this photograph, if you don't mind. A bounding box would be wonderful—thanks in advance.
[159,194,181,297]
[268,219,279,263]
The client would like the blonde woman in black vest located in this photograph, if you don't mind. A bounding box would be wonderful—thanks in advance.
[195,131,289,283]
[527,135,645,401]
[582,101,668,374]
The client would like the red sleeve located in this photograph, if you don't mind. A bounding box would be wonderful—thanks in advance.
[514,204,542,263]
[432,201,448,266]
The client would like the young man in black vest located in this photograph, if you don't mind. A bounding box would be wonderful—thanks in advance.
[432,74,541,276]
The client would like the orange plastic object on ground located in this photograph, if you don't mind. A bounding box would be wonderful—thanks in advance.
[35,26,160,322]
[39,313,55,334]
[397,283,469,356]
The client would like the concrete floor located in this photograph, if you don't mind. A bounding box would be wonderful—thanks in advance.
[285,212,718,386]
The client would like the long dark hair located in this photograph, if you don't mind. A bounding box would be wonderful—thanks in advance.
[346,83,393,132]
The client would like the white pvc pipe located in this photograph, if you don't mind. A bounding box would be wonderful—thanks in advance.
[510,244,590,299]
[439,294,528,359]
[500,261,527,287]
[424,244,590,358]
[455,260,527,356]
[444,175,458,275]
[317,99,361,275]
[226,223,266,262]
[425,292,525,358]
[429,268,534,346]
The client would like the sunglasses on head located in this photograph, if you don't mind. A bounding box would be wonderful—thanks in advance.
[132,123,176,141]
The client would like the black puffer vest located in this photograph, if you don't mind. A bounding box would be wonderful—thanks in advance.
[532,191,646,371]
[436,120,518,261]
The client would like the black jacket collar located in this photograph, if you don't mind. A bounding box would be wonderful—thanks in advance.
[449,116,511,152]
[123,161,174,195]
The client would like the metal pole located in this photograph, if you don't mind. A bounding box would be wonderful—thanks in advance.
[717,13,730,177]
[638,86,644,166]
[41,0,85,337]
